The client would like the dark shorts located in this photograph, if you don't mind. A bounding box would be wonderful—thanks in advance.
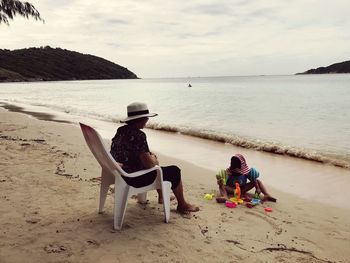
[121,165,181,190]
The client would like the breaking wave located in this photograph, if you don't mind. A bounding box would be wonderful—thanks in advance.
[2,99,349,169]
[146,122,350,169]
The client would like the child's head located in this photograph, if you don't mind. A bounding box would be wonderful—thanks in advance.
[230,156,241,169]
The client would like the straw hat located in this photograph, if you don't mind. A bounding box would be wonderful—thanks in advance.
[120,102,158,123]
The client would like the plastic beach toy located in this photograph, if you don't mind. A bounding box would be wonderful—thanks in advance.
[253,192,261,199]
[243,196,252,202]
[246,198,261,208]
[235,183,241,200]
[203,193,215,200]
[264,207,273,212]
[229,197,244,204]
[225,201,237,208]
[251,198,261,205]
[246,202,254,208]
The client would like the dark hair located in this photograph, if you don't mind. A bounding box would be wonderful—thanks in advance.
[125,117,149,125]
[230,156,241,169]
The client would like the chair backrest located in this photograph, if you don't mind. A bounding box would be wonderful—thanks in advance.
[79,123,123,174]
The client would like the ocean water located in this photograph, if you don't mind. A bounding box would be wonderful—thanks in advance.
[1,74,350,168]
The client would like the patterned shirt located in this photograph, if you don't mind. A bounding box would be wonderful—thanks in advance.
[110,125,150,173]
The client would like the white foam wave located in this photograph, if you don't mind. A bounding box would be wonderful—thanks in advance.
[146,122,350,169]
[2,98,349,169]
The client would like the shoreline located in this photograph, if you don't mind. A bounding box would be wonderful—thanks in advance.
[1,99,349,170]
[1,103,72,123]
[0,77,141,83]
[1,108,350,262]
[146,121,350,169]
[1,102,350,210]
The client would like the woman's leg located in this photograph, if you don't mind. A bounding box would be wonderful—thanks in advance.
[172,181,199,212]
[162,166,199,213]
[157,189,175,204]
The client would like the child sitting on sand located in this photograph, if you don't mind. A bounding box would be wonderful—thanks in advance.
[216,154,277,203]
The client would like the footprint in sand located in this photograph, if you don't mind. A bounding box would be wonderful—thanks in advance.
[258,246,332,263]
[86,239,100,246]
[44,243,68,253]
[25,218,40,224]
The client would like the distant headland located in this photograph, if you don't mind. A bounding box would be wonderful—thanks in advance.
[0,46,138,82]
[297,60,350,74]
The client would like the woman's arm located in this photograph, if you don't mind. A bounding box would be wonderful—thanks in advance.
[140,152,159,169]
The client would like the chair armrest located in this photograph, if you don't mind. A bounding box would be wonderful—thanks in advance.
[122,165,162,178]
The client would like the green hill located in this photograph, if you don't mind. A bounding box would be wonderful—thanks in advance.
[0,46,138,82]
[297,60,350,74]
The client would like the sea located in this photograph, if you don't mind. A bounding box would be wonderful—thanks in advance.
[1,74,350,169]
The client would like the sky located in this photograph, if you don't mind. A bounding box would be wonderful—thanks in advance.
[1,0,350,78]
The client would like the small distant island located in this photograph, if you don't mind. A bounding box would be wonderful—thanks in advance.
[297,60,350,74]
[0,46,138,82]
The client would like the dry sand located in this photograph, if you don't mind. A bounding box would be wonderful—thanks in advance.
[1,107,350,263]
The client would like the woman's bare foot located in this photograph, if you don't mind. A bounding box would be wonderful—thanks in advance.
[177,203,200,214]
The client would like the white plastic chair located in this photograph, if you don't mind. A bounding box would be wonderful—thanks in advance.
[79,123,171,230]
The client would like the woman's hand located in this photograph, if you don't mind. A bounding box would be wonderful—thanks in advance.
[140,152,159,168]
[150,152,158,160]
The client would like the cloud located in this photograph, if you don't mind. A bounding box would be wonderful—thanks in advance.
[1,0,350,77]
[185,3,234,16]
[104,19,130,25]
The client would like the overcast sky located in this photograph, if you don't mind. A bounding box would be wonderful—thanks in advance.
[2,0,350,78]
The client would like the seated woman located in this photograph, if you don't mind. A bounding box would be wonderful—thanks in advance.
[110,102,199,214]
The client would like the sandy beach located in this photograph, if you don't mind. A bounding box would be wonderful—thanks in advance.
[1,107,350,263]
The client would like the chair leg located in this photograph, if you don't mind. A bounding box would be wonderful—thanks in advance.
[99,186,110,214]
[162,182,172,223]
[114,185,130,230]
[99,170,112,213]
[137,192,148,204]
